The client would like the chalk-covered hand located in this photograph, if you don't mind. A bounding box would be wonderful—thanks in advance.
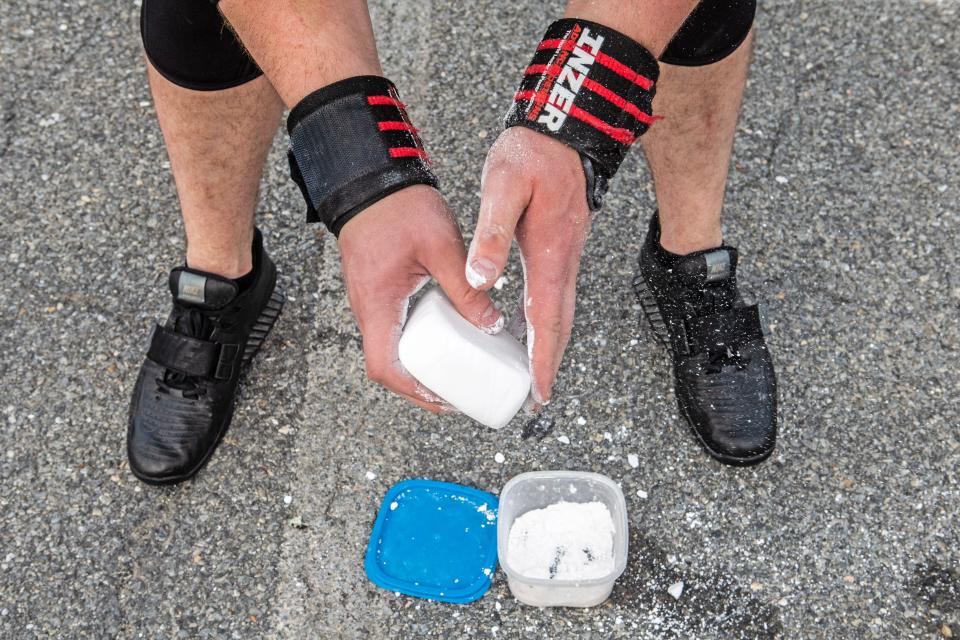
[466,127,592,408]
[338,185,504,412]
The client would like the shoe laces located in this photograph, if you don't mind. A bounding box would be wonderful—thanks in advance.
[706,345,751,374]
[689,285,750,374]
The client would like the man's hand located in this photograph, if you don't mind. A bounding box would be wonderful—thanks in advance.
[467,127,592,408]
[338,185,503,412]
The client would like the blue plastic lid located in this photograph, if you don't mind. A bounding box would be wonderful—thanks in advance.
[364,479,499,604]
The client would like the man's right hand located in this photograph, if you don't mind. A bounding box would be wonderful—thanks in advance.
[466,127,593,409]
[338,185,503,413]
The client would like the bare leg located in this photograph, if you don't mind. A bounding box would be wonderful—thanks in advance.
[641,29,754,255]
[148,64,285,277]
[217,0,382,107]
[564,0,699,54]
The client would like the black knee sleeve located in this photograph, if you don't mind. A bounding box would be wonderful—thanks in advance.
[660,0,756,67]
[140,0,261,91]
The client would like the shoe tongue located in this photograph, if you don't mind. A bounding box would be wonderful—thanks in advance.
[168,267,239,310]
[675,247,738,285]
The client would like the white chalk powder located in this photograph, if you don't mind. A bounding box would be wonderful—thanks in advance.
[506,501,615,581]
[465,261,488,289]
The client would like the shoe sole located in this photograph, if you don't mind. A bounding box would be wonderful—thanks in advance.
[131,286,286,486]
[631,271,773,467]
[631,272,671,346]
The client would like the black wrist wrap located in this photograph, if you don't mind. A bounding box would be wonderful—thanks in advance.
[504,19,660,210]
[287,76,438,236]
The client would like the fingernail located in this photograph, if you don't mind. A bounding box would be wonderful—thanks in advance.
[531,387,551,407]
[522,395,542,415]
[466,258,497,288]
[481,305,505,335]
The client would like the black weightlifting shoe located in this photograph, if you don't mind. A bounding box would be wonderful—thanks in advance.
[632,213,777,466]
[127,229,284,484]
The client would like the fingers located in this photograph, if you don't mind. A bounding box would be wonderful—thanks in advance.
[357,301,449,413]
[525,271,575,407]
[519,239,581,407]
[466,159,533,290]
[425,228,504,335]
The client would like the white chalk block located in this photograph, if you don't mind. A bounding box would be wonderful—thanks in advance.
[398,287,531,429]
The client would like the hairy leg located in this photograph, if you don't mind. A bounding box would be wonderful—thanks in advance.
[564,0,699,54]
[641,29,754,255]
[148,64,284,277]
[217,0,382,106]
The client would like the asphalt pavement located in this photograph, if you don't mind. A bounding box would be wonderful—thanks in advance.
[1,1,958,638]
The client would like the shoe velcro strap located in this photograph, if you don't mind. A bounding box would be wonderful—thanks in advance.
[147,324,240,381]
[680,304,767,355]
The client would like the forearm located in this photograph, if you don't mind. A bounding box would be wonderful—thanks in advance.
[218,0,382,107]
[563,0,698,56]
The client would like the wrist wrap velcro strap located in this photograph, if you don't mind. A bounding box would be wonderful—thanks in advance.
[287,75,438,236]
[504,19,660,210]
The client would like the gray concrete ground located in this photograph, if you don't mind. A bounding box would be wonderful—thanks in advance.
[1,0,958,638]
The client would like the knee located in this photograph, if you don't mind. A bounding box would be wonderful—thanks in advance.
[660,0,756,67]
[140,0,262,91]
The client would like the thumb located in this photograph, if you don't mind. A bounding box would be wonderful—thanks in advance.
[429,240,505,335]
[466,162,531,290]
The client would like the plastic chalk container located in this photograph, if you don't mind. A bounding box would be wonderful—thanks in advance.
[497,471,629,607]
[398,287,530,429]
[364,479,499,604]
